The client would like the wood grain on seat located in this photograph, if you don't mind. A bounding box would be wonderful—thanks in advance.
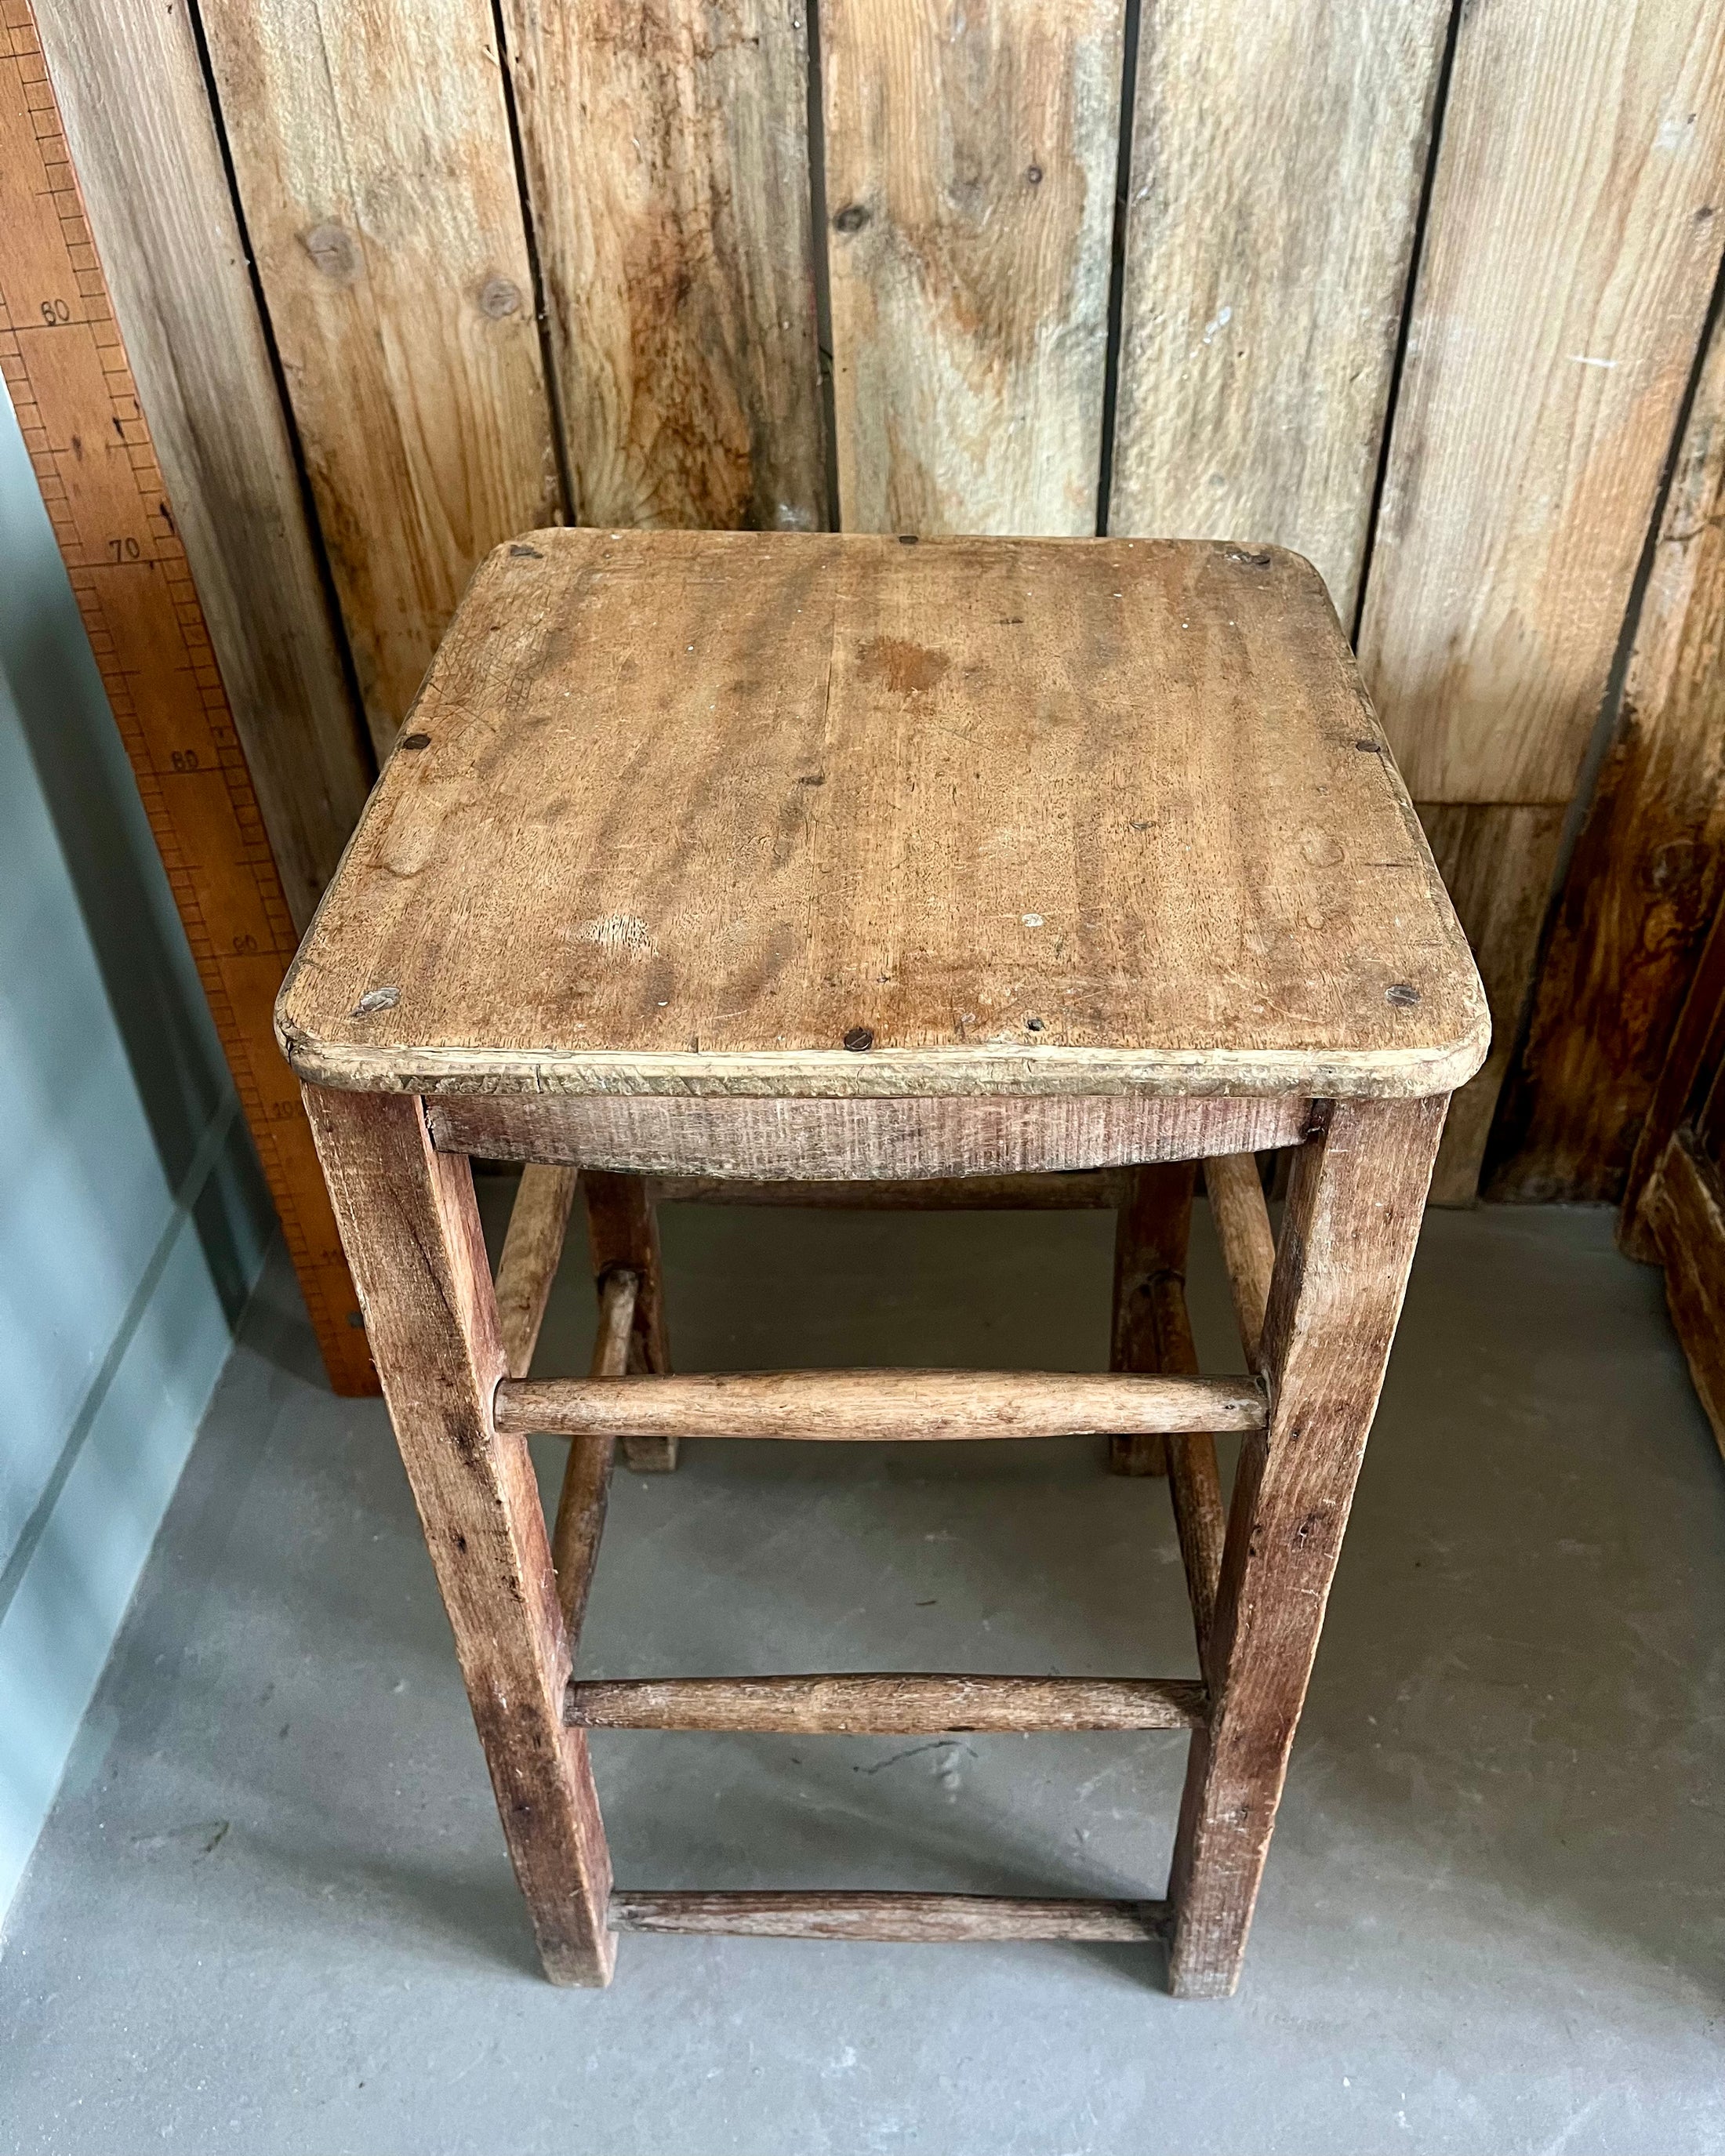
[276,530,1486,1102]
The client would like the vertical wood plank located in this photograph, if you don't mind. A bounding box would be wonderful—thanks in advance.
[1492,310,1725,1203]
[1169,1097,1446,1998]
[1359,0,1725,1197]
[1362,2,1725,805]
[36,0,372,928]
[303,1087,613,1986]
[499,0,825,532]
[1416,804,1565,1205]
[198,0,561,753]
[1109,0,1450,618]
[823,0,1124,535]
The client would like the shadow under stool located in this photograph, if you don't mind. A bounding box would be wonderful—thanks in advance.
[275,528,1487,1997]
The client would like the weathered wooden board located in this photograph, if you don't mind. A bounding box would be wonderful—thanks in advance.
[276,532,1487,1105]
[35,0,370,927]
[1492,312,1725,1203]
[494,1163,579,1378]
[428,1092,1310,1179]
[579,1169,673,1472]
[304,1087,614,1983]
[1360,0,1725,806]
[1417,804,1566,1205]
[567,1673,1207,1733]
[499,1367,1267,1443]
[199,0,560,753]
[549,1265,633,1642]
[1360,0,1725,1198]
[822,0,1123,535]
[1170,1097,1447,1995]
[608,1891,1168,1943]
[1109,0,1450,619]
[499,0,824,532]
[1204,1151,1275,1369]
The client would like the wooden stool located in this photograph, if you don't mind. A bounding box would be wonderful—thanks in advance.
[277,531,1487,1996]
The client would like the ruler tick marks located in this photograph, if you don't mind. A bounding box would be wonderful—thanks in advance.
[0,5,375,1394]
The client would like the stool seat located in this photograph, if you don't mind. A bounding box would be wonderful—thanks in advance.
[277,529,1485,1103]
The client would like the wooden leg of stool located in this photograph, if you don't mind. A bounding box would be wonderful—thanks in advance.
[1109,1162,1193,1476]
[1110,1163,1227,1653]
[304,1087,616,1987]
[1168,1097,1446,1998]
[495,1164,580,1377]
[581,1171,675,1472]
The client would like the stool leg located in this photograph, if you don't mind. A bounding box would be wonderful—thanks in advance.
[581,1171,676,1472]
[495,1163,580,1378]
[1110,1163,1229,1656]
[1168,1097,1447,1998]
[304,1087,616,1987]
[1109,1162,1192,1476]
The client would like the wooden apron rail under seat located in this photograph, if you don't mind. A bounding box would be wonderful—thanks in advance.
[427,1093,1314,1180]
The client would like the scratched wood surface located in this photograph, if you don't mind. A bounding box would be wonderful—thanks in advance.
[500,0,824,533]
[276,529,1486,1101]
[36,0,371,927]
[427,1092,1310,1179]
[822,0,1123,535]
[198,0,561,754]
[1110,0,1449,619]
[1493,312,1725,1203]
[1357,0,1725,1195]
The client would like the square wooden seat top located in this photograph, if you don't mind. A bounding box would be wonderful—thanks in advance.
[278,531,1487,1105]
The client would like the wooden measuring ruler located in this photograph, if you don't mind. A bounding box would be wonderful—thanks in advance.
[0,2,376,1395]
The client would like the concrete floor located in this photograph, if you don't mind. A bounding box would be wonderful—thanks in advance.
[2,1192,1723,2154]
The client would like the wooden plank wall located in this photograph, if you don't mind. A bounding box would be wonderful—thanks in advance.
[198,0,562,753]
[40,0,1725,1206]
[500,0,826,533]
[1358,0,1725,1201]
[823,0,1124,535]
[1491,303,1725,1201]
[37,0,372,929]
[1110,0,1450,622]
